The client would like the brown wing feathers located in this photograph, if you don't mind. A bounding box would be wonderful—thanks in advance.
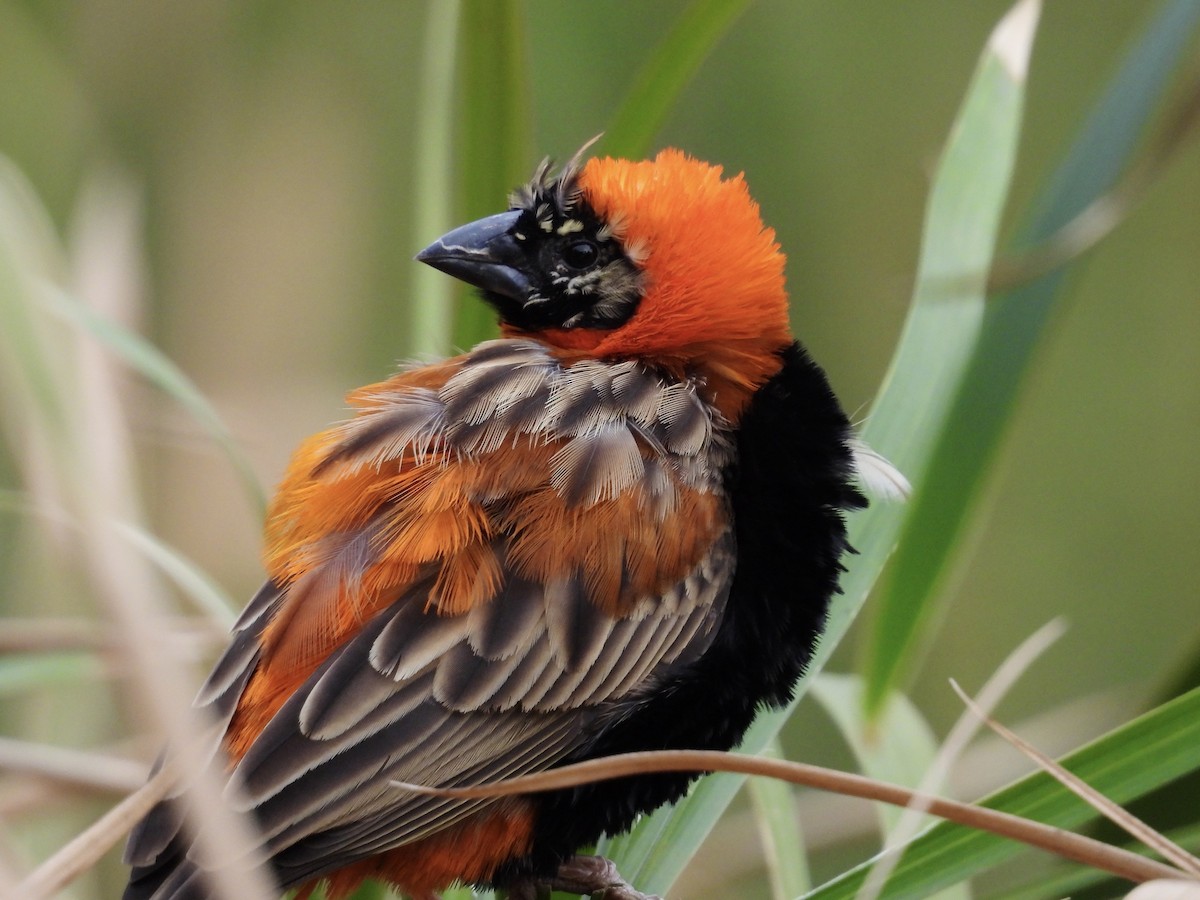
[139,339,740,892]
[236,339,731,742]
[120,152,878,900]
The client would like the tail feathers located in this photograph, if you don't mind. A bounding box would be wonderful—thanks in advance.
[123,843,207,900]
[123,801,281,900]
[124,795,184,869]
[124,840,282,900]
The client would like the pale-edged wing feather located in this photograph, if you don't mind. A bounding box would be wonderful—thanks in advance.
[131,339,738,891]
[124,581,284,870]
[207,534,731,887]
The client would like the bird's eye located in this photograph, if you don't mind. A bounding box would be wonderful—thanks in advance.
[562,240,599,270]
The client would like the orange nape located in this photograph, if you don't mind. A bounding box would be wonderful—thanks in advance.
[565,149,792,360]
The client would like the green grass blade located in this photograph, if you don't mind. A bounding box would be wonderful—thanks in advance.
[804,683,1200,898]
[857,0,1040,716]
[866,0,1200,715]
[1,154,263,519]
[118,523,239,628]
[443,0,748,352]
[601,0,751,160]
[453,0,534,351]
[812,677,971,900]
[602,762,747,891]
[601,3,1041,892]
[0,489,239,629]
[0,156,74,468]
[811,676,941,835]
[342,881,388,900]
[0,655,97,695]
[408,0,461,358]
[1000,821,1200,899]
[748,739,811,900]
[39,283,266,519]
[441,887,496,900]
[414,10,533,880]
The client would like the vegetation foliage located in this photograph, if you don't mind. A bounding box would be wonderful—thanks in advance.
[0,2,1197,898]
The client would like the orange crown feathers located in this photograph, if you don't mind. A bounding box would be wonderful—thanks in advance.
[542,149,791,359]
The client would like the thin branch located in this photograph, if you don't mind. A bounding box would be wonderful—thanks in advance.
[858,617,1067,900]
[16,767,173,898]
[0,813,26,900]
[952,680,1200,878]
[0,737,147,794]
[392,751,1188,886]
[0,617,224,655]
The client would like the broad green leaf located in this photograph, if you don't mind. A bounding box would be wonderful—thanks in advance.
[601,2,1041,891]
[601,0,752,161]
[858,0,1040,716]
[811,676,942,835]
[0,156,75,474]
[865,0,1200,714]
[1001,822,1200,899]
[811,676,970,900]
[804,684,1200,898]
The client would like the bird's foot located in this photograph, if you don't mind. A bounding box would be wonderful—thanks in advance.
[507,855,662,900]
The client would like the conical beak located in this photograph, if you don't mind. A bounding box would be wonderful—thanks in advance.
[416,210,530,302]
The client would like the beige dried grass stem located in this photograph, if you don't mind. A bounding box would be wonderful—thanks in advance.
[393,750,1185,886]
[0,737,147,795]
[8,174,276,900]
[953,681,1200,879]
[17,768,174,898]
[858,617,1067,900]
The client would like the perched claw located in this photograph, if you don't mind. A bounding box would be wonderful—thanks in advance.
[507,855,663,900]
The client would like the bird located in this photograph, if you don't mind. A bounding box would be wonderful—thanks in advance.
[123,145,905,900]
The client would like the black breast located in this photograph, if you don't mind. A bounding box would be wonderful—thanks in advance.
[502,340,866,885]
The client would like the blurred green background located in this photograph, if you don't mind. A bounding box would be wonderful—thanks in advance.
[0,1,1197,897]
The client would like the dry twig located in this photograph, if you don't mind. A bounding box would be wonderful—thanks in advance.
[953,680,1200,879]
[858,617,1067,900]
[16,767,173,898]
[393,750,1188,886]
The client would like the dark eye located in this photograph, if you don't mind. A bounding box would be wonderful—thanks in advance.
[562,240,598,270]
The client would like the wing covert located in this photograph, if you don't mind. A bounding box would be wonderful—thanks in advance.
[157,339,740,887]
[218,531,732,883]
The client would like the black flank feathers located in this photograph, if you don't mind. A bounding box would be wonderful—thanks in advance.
[495,340,866,885]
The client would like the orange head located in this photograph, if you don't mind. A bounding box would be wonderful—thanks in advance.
[418,148,792,364]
